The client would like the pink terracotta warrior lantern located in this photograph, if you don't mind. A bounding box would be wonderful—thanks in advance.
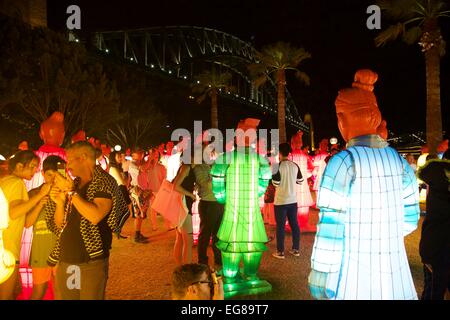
[289,130,316,232]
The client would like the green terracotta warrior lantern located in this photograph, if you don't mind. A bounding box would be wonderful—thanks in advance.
[211,118,272,298]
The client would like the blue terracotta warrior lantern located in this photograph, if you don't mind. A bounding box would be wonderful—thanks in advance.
[308,69,420,300]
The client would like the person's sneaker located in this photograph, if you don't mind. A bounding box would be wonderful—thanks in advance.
[136,232,149,240]
[133,236,149,244]
[272,251,285,259]
[289,249,300,257]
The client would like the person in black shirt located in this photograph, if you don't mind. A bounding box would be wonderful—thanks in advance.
[49,141,119,300]
[417,149,450,300]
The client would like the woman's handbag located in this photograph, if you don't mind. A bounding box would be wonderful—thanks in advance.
[151,180,188,226]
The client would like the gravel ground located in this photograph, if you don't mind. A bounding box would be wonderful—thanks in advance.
[105,208,425,300]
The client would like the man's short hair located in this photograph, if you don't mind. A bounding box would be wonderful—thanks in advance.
[43,155,66,172]
[172,263,210,299]
[279,143,292,157]
[66,141,97,161]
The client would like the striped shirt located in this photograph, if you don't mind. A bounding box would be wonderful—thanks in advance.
[272,159,303,205]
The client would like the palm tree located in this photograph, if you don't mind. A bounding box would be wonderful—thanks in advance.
[191,70,233,129]
[375,0,449,156]
[248,42,311,143]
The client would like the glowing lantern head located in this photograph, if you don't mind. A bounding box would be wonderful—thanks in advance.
[376,119,388,140]
[236,118,259,147]
[158,143,165,154]
[114,145,122,152]
[290,130,304,151]
[101,144,111,156]
[71,130,86,144]
[39,112,65,147]
[18,141,29,151]
[166,141,175,155]
[335,69,382,142]
[319,139,329,152]
[88,137,101,149]
[437,139,449,153]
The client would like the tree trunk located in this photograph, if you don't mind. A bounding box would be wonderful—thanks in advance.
[423,20,443,157]
[210,89,218,129]
[276,69,287,143]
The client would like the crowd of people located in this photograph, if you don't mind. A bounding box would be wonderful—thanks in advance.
[0,70,448,301]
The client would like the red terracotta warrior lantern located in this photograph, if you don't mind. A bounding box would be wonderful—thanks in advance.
[71,130,86,144]
[39,112,65,148]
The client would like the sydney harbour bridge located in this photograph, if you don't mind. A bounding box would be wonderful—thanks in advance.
[91,26,309,132]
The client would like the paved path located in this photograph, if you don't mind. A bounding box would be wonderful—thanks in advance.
[105,209,424,300]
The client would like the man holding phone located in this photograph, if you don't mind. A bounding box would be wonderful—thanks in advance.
[44,141,128,300]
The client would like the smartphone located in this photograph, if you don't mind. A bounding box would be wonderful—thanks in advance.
[211,271,222,285]
[57,161,66,178]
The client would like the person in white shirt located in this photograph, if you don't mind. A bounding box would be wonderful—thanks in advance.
[271,143,303,259]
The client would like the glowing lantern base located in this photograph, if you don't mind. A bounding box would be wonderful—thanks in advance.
[223,276,272,299]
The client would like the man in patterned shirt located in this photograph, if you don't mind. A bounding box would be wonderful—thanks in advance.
[48,141,127,299]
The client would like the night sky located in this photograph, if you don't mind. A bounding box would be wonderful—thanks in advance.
[47,0,450,142]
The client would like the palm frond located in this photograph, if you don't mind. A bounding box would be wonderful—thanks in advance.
[375,23,405,46]
[413,0,427,16]
[438,10,450,18]
[294,70,311,86]
[402,25,422,44]
[253,75,268,88]
[430,0,447,17]
[196,93,207,104]
[377,0,418,20]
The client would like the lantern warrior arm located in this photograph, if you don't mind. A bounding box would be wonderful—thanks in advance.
[309,151,354,299]
[258,155,271,197]
[210,153,228,204]
[401,157,420,236]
